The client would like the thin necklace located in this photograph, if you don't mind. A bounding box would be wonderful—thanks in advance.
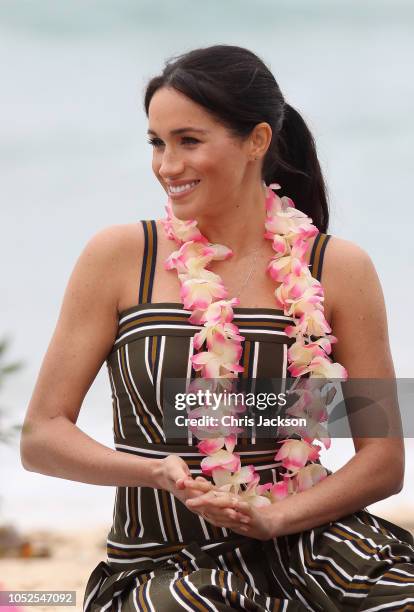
[234,245,262,299]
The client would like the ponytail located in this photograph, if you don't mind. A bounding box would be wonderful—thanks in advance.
[263,103,329,233]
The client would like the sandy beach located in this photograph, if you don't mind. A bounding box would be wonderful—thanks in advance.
[1,507,413,612]
[0,525,108,612]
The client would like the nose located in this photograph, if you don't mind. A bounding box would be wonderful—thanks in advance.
[158,147,185,179]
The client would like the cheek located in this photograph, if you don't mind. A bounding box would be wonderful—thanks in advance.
[152,156,162,179]
[216,142,246,170]
[196,146,241,178]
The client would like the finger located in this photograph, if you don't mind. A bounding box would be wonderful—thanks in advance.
[201,510,249,531]
[177,475,193,483]
[199,509,232,528]
[186,491,237,512]
[210,494,240,509]
[201,514,217,526]
[186,487,212,500]
[195,499,251,522]
[234,501,252,515]
[234,510,251,524]
[185,495,209,508]
[231,523,251,534]
[226,508,246,521]
[186,493,238,510]
[183,479,212,492]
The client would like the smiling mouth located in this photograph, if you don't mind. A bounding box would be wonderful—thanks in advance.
[168,180,200,195]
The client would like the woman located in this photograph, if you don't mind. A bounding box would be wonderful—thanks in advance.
[20,45,414,611]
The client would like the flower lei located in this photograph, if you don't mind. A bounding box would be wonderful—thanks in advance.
[162,183,348,507]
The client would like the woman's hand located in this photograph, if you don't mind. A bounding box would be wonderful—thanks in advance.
[231,500,286,541]
[182,479,286,540]
[158,455,214,505]
[182,478,253,534]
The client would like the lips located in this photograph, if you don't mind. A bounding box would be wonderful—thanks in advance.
[168,180,200,197]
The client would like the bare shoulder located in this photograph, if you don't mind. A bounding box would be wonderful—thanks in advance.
[323,235,385,321]
[84,222,143,264]
[323,236,382,292]
[81,223,145,309]
[324,234,372,268]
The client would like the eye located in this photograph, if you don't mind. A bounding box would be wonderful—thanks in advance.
[181,137,200,145]
[147,137,164,148]
[146,136,201,148]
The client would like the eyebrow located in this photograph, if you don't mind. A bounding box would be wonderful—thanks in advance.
[147,127,210,136]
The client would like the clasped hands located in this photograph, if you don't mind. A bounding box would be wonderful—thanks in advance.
[175,475,280,541]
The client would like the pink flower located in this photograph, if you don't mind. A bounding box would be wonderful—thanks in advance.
[274,439,320,472]
[280,383,337,449]
[200,298,240,325]
[282,284,325,318]
[267,255,291,283]
[165,241,206,273]
[257,479,290,501]
[191,335,244,377]
[264,232,290,256]
[162,201,207,243]
[234,472,273,506]
[285,310,332,338]
[265,190,318,241]
[212,464,257,493]
[198,437,225,455]
[295,464,328,492]
[180,277,228,310]
[290,354,348,379]
[207,243,233,261]
[287,339,326,375]
[200,450,241,475]
[193,321,244,351]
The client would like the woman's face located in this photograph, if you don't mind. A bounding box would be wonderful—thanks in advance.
[147,87,252,221]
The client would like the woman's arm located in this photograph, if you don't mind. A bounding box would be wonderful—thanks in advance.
[262,237,405,536]
[20,225,166,488]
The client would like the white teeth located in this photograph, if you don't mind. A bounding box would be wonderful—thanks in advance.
[169,181,199,194]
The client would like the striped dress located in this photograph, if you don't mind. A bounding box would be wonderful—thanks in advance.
[84,220,414,612]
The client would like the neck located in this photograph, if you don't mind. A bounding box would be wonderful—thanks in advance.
[196,180,268,259]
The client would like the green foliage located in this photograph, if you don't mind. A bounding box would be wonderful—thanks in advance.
[0,337,24,446]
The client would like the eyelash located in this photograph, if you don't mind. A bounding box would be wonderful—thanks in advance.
[147,137,200,148]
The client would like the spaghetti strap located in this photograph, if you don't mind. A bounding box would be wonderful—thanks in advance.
[138,220,158,304]
[137,222,329,301]
[309,232,331,282]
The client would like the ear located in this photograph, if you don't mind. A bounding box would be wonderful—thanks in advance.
[249,122,272,161]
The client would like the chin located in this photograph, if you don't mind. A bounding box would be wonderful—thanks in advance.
[171,202,201,222]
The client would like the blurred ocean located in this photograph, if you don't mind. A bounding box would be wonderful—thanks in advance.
[1,0,413,530]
